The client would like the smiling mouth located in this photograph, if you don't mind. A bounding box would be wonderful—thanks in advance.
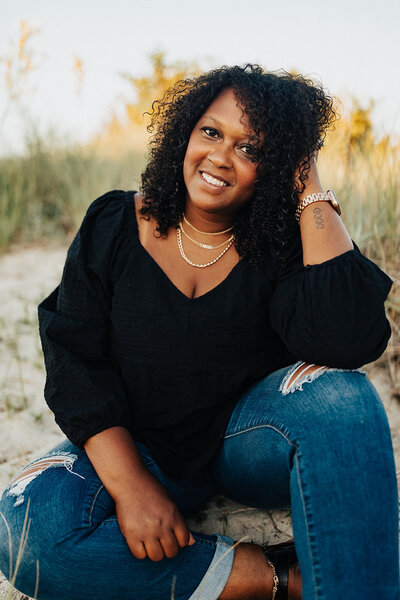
[200,171,229,188]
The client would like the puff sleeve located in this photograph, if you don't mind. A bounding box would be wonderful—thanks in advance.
[38,190,132,448]
[269,235,393,369]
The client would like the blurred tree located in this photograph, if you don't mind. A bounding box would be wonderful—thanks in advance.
[348,98,375,151]
[91,52,201,154]
[120,51,200,125]
[323,96,379,172]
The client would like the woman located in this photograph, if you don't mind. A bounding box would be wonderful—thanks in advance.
[0,64,398,600]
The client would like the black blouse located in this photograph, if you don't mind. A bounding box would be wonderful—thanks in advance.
[38,190,393,480]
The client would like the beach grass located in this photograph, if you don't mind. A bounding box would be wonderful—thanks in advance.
[0,136,146,252]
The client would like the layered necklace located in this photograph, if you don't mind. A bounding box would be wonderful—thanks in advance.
[177,214,235,268]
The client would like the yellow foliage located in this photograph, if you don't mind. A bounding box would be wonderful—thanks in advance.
[121,52,201,125]
[320,96,391,181]
[349,99,374,149]
[16,20,39,75]
[1,19,40,102]
[72,54,84,95]
[18,20,31,60]
[92,52,201,154]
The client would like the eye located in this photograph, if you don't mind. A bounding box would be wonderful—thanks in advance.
[240,145,258,160]
[201,127,219,138]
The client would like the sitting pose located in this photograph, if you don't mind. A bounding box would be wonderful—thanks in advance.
[0,64,398,600]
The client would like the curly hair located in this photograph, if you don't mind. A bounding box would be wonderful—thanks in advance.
[140,64,337,269]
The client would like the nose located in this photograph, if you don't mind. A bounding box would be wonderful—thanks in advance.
[208,143,233,169]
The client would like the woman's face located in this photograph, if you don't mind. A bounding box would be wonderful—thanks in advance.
[183,88,259,218]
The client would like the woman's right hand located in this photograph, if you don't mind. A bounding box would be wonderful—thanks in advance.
[115,469,195,561]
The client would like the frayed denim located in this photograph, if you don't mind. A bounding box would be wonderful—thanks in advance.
[1,363,399,599]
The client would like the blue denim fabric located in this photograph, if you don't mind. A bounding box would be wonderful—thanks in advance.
[1,363,399,599]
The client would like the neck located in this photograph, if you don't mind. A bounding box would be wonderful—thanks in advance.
[183,204,235,234]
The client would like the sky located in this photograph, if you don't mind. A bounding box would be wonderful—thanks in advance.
[1,0,399,155]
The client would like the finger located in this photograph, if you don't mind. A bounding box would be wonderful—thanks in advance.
[145,538,165,562]
[174,521,194,548]
[159,530,180,558]
[129,540,147,560]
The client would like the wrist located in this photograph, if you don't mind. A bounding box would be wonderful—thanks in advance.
[295,190,341,224]
[296,183,324,204]
[109,466,152,501]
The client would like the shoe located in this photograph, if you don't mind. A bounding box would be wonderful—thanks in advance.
[262,538,298,600]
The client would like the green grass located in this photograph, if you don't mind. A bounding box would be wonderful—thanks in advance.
[0,135,146,251]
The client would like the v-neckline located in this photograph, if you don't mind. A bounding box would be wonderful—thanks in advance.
[128,191,245,303]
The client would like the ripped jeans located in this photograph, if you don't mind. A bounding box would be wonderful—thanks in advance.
[0,362,399,600]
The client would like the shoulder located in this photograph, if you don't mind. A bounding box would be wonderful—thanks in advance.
[68,190,137,269]
[78,189,137,244]
[83,189,132,230]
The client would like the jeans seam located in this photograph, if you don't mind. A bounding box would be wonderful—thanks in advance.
[225,419,324,599]
[294,449,324,600]
[88,484,104,526]
[224,422,293,445]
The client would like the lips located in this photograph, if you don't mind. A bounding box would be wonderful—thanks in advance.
[200,170,230,187]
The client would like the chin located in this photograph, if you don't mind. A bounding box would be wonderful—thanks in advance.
[187,194,232,213]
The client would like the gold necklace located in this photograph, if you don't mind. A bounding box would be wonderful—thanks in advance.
[176,228,234,268]
[183,214,234,235]
[179,222,234,249]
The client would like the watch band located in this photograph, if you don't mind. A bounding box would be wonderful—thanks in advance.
[295,190,341,223]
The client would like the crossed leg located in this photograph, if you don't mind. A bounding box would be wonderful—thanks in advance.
[209,362,399,600]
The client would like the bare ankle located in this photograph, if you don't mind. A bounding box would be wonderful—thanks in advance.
[218,542,273,600]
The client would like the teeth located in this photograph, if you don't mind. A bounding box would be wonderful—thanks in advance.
[201,172,228,187]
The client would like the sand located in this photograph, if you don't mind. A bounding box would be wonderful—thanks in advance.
[1,244,399,599]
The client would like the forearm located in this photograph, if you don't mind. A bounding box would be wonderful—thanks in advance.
[296,166,352,266]
[271,154,392,367]
[83,426,148,500]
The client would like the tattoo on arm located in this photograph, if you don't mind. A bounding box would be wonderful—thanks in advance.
[312,206,325,230]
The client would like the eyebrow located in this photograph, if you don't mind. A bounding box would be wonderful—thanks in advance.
[204,116,223,126]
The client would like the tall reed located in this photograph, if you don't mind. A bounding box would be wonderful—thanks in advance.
[0,134,146,251]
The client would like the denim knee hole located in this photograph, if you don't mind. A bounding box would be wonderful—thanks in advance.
[3,451,85,507]
[279,361,366,395]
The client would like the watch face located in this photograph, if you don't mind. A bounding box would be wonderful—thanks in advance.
[327,189,341,215]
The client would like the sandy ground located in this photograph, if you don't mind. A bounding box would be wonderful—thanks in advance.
[1,244,399,599]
